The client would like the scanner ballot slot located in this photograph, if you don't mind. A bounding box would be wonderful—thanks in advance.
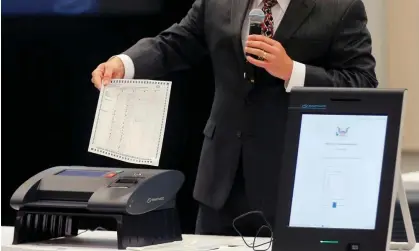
[33,173,113,206]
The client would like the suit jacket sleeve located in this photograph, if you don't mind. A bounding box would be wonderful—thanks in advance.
[304,0,378,88]
[122,0,207,79]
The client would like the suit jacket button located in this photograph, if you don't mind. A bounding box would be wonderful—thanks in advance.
[236,131,242,138]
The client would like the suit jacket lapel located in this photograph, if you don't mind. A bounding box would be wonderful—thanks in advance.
[273,0,316,44]
[231,0,252,64]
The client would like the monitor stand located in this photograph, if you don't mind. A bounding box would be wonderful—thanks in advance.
[390,170,417,251]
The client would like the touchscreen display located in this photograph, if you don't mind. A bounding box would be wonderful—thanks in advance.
[288,114,388,230]
[56,169,108,177]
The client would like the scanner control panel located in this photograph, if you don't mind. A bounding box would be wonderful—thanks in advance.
[55,169,145,188]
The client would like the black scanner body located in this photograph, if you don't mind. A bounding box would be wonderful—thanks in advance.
[10,166,185,249]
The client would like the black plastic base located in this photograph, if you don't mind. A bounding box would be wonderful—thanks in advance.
[12,208,183,249]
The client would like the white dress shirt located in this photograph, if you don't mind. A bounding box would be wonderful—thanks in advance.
[117,0,306,92]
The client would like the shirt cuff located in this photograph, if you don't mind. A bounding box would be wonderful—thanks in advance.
[115,54,135,79]
[285,61,306,92]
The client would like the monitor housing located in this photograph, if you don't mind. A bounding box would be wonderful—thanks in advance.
[273,88,416,251]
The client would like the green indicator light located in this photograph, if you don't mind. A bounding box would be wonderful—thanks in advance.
[115,170,123,174]
[320,240,339,244]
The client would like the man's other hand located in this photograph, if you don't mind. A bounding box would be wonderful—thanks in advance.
[245,35,293,81]
[91,56,125,89]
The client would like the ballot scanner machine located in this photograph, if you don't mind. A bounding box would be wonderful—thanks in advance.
[9,166,185,249]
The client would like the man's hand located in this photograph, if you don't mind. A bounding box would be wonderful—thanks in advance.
[245,35,293,81]
[91,56,125,89]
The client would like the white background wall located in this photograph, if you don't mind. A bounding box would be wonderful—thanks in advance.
[363,0,418,173]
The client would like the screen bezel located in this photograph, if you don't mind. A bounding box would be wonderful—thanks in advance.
[273,88,405,251]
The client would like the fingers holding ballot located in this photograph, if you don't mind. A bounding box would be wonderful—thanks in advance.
[91,56,125,89]
[245,34,294,81]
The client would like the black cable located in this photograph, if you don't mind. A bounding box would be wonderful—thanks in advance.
[232,211,273,251]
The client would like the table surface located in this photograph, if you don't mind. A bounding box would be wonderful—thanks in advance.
[2,226,418,251]
[1,226,266,251]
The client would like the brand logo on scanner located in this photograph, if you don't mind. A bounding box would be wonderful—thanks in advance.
[147,197,165,203]
[301,104,327,110]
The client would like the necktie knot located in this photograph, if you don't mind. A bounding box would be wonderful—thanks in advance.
[263,0,278,9]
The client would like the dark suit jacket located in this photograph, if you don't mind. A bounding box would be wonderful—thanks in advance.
[123,0,378,218]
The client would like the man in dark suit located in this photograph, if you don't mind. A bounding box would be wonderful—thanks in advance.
[91,0,378,236]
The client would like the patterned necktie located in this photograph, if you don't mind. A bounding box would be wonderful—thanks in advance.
[261,0,278,38]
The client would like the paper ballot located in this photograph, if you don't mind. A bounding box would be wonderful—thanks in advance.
[88,79,171,166]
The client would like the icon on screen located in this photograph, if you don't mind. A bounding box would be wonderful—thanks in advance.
[336,127,349,136]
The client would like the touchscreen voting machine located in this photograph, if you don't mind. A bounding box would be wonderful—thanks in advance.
[273,88,416,251]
